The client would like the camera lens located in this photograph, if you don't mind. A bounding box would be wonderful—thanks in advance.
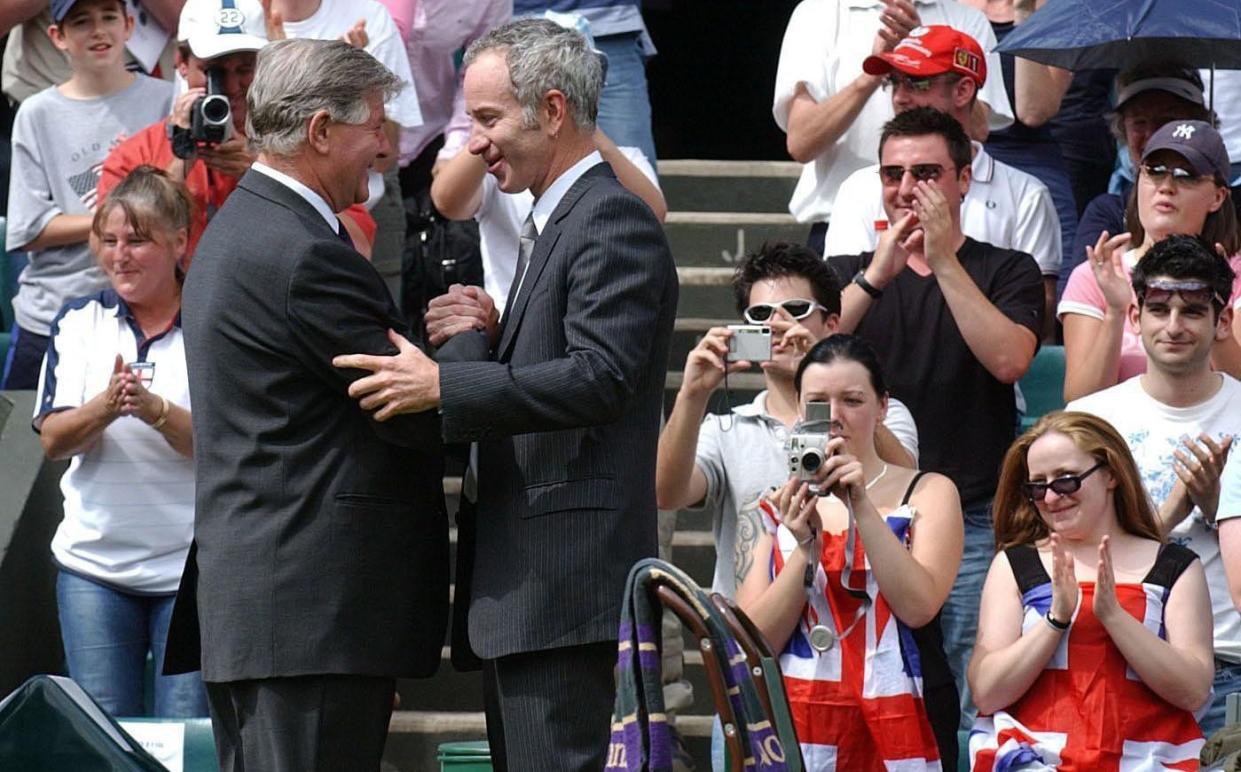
[801,450,822,472]
[201,95,230,124]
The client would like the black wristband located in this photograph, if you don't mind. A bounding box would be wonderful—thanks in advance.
[852,270,883,299]
[1044,609,1070,631]
[168,125,197,160]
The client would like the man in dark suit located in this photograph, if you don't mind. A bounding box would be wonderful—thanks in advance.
[171,39,447,771]
[333,18,679,771]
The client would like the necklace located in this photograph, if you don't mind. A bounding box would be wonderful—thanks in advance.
[865,463,889,490]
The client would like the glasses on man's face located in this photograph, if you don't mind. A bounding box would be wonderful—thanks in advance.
[1141,163,1210,186]
[882,73,956,93]
[878,163,950,184]
[1022,461,1106,503]
[743,298,826,324]
[1140,279,1226,310]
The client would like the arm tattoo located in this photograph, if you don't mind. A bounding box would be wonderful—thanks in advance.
[734,505,761,587]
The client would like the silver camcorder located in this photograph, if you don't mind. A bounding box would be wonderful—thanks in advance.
[191,68,232,144]
[726,324,771,362]
[786,402,831,482]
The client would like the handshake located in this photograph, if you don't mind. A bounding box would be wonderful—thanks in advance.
[425,284,501,348]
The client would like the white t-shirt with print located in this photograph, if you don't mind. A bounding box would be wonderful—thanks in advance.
[1068,374,1241,662]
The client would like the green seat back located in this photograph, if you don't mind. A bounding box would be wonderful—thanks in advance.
[1019,345,1066,431]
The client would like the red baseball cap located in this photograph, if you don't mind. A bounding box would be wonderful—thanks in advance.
[863,25,987,87]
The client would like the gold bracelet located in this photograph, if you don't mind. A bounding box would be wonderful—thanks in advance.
[150,395,170,430]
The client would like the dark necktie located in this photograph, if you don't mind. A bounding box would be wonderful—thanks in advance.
[336,219,355,251]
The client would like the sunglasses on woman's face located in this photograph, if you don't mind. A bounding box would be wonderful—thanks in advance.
[743,298,826,324]
[1022,461,1106,502]
[1140,163,1210,185]
[878,163,950,184]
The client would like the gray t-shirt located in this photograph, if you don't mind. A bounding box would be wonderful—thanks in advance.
[7,75,174,335]
[695,390,920,597]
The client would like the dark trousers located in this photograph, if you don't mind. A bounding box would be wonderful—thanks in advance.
[1,323,49,390]
[483,641,616,772]
[205,675,395,772]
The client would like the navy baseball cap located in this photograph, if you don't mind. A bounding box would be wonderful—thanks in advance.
[1141,120,1232,181]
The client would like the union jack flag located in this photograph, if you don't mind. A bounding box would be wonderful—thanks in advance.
[757,497,943,771]
[969,579,1204,771]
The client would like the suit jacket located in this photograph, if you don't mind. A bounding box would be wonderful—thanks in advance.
[438,162,678,660]
[168,169,448,682]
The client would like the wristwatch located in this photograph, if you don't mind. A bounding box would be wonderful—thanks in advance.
[1044,609,1070,631]
[852,270,883,300]
[167,124,197,161]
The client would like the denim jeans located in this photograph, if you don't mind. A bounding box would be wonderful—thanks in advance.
[939,501,995,732]
[56,570,208,717]
[1,321,46,390]
[594,32,657,166]
[1200,659,1241,738]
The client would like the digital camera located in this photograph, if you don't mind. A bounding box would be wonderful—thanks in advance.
[726,324,772,362]
[190,68,232,144]
[786,402,831,481]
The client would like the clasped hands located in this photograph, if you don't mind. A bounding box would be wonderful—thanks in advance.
[1046,532,1124,629]
[330,286,499,421]
[870,180,959,287]
[103,354,162,425]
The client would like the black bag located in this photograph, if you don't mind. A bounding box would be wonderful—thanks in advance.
[400,199,484,348]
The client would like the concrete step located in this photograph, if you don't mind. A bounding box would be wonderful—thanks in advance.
[665,212,806,270]
[659,160,800,214]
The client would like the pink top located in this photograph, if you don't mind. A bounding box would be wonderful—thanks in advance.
[373,0,414,41]
[1058,249,1241,385]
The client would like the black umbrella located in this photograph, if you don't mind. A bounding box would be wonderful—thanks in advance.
[996,0,1241,71]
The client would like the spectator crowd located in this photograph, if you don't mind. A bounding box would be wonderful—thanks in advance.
[1,0,1240,770]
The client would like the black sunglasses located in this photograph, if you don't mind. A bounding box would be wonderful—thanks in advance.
[879,163,952,184]
[1141,163,1210,185]
[743,298,826,324]
[1022,461,1106,502]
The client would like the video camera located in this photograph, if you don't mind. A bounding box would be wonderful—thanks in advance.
[190,68,232,144]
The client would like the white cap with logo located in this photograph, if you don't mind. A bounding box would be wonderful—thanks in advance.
[179,0,269,60]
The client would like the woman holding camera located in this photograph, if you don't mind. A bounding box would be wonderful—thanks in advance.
[736,335,963,770]
[968,412,1212,770]
[33,166,206,717]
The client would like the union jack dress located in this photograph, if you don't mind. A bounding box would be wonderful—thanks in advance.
[969,543,1205,771]
[756,483,949,771]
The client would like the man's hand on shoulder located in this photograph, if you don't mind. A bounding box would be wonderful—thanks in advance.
[333,330,441,419]
[425,284,499,349]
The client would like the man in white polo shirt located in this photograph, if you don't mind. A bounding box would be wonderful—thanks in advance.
[773,0,1013,254]
[824,25,1060,338]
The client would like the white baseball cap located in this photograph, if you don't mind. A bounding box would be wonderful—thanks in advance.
[178,0,269,60]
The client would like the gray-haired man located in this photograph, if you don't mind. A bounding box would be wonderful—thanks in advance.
[333,18,678,771]
[169,38,449,771]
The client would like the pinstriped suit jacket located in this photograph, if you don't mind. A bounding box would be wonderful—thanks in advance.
[439,162,678,659]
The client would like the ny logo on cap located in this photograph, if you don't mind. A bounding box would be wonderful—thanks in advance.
[1172,123,1196,140]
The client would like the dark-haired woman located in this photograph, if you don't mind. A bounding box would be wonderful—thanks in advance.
[34,166,206,717]
[736,335,963,770]
[968,411,1212,770]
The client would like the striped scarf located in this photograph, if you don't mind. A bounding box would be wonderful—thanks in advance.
[606,558,792,771]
